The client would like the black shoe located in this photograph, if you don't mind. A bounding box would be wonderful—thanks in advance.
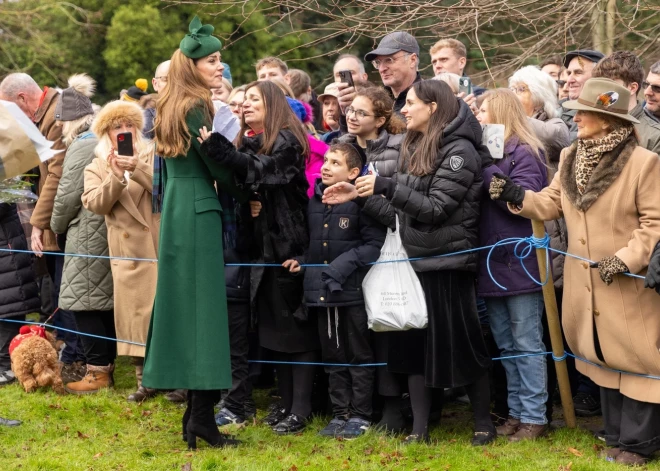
[402,433,430,444]
[262,403,288,427]
[318,418,346,437]
[0,370,16,387]
[0,417,21,427]
[186,390,241,449]
[471,430,497,446]
[182,390,192,442]
[272,413,307,435]
[573,392,601,417]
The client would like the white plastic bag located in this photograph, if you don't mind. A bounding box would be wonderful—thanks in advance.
[362,216,428,331]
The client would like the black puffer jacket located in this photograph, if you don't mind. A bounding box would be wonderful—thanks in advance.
[0,204,40,318]
[298,180,385,307]
[365,100,487,273]
[338,130,403,178]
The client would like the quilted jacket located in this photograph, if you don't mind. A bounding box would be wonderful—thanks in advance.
[51,132,113,311]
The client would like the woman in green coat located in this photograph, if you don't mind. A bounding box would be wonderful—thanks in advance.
[141,17,242,449]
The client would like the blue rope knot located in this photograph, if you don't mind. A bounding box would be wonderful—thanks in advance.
[486,234,551,291]
[552,352,568,362]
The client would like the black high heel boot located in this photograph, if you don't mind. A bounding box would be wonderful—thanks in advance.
[187,390,241,450]
[182,389,192,442]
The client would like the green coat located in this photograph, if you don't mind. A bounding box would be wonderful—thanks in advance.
[142,107,243,390]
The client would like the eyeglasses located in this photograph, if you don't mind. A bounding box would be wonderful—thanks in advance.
[346,107,374,119]
[556,80,567,87]
[229,101,242,109]
[154,76,168,83]
[509,85,529,95]
[643,81,660,94]
[372,53,410,69]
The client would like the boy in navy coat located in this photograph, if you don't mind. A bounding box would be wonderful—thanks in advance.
[283,143,385,438]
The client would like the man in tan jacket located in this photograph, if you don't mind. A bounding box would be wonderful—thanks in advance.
[0,73,86,381]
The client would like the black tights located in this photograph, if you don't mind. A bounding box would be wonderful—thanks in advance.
[272,350,318,418]
[408,371,494,437]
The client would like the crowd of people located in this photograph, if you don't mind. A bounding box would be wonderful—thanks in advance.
[1,15,660,466]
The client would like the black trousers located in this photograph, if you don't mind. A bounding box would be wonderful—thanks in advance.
[315,305,375,420]
[73,311,116,367]
[224,301,251,418]
[0,316,22,371]
[601,387,660,456]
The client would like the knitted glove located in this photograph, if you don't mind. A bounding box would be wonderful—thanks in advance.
[644,242,660,294]
[597,256,629,285]
[489,173,525,205]
[200,132,248,175]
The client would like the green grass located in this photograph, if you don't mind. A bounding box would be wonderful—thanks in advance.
[0,357,655,471]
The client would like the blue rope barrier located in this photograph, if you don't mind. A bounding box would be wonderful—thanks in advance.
[6,315,660,379]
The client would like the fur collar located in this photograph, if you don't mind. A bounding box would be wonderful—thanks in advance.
[561,135,637,212]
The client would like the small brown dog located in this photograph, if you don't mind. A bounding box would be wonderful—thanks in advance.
[9,325,65,394]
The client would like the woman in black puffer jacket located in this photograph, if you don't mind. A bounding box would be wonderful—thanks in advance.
[0,203,41,385]
[324,80,495,445]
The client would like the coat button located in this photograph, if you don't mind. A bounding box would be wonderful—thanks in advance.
[324,260,328,264]
[582,262,589,269]
[594,309,600,316]
[324,224,328,228]
[143,227,149,232]
[586,286,591,292]
[320,296,325,301]
[579,238,586,245]
[130,264,136,270]
[323,242,327,247]
[123,232,129,238]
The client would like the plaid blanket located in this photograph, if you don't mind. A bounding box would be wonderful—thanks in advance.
[218,191,237,250]
[152,154,164,213]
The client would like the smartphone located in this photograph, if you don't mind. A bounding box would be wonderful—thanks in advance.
[458,77,473,96]
[338,70,355,88]
[117,132,134,156]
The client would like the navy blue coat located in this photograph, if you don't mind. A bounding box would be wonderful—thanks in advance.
[478,137,548,297]
[299,180,386,307]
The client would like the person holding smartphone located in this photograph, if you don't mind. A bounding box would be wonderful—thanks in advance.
[82,100,160,401]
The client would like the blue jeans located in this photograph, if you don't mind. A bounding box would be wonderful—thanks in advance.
[486,292,547,425]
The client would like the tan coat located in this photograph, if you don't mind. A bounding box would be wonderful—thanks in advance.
[31,87,66,252]
[514,137,660,404]
[81,152,159,357]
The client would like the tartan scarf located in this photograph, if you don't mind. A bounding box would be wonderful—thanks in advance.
[152,153,164,213]
[218,191,238,250]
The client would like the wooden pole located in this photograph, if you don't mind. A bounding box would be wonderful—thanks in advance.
[531,219,577,428]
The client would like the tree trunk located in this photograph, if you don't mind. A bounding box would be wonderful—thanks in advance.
[605,0,617,55]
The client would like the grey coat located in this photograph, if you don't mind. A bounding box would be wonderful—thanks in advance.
[338,130,403,177]
[631,102,660,154]
[51,132,113,311]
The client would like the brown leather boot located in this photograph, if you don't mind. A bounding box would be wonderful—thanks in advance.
[615,451,648,466]
[508,423,549,442]
[496,417,521,436]
[127,364,157,402]
[64,365,113,395]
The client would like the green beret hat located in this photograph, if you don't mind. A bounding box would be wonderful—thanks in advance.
[180,16,222,59]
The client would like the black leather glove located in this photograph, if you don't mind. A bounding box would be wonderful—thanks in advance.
[644,242,660,294]
[200,132,248,176]
[489,173,525,205]
[597,255,629,285]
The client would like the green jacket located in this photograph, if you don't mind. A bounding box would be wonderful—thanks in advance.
[142,107,244,390]
[51,132,113,311]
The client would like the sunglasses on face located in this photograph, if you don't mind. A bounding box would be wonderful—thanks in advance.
[556,80,567,87]
[643,81,660,94]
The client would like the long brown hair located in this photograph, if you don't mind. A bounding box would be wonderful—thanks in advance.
[482,89,544,159]
[154,49,215,158]
[237,81,310,158]
[400,80,459,176]
[355,87,407,135]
